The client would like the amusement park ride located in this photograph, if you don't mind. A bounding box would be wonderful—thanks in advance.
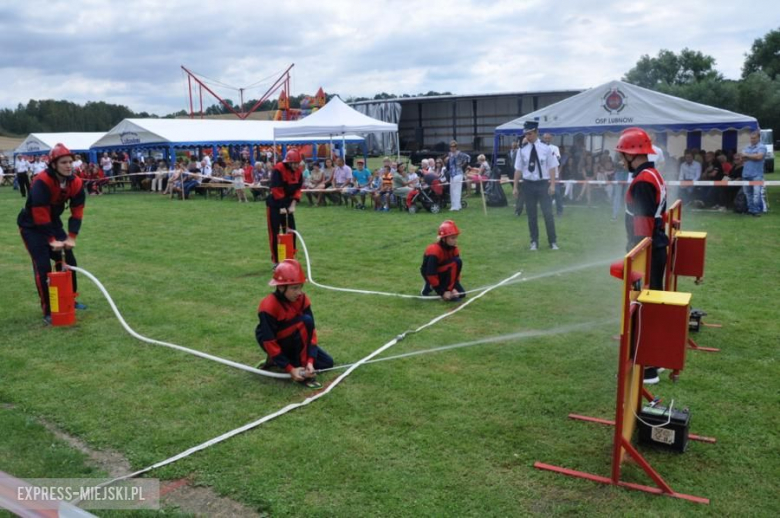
[180,64,326,122]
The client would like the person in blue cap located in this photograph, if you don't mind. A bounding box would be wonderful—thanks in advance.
[512,121,559,251]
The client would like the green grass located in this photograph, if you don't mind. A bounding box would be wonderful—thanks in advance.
[1,185,779,516]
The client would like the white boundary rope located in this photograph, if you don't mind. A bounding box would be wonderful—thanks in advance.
[89,170,780,188]
[68,266,291,379]
[292,229,509,299]
[87,269,523,492]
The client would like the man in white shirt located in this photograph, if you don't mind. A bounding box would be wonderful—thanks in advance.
[678,151,702,204]
[513,121,559,251]
[32,156,47,176]
[15,155,31,197]
[649,143,666,173]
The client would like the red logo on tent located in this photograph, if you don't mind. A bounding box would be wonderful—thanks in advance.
[602,88,627,114]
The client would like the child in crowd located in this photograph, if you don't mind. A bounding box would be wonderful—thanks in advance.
[233,162,248,202]
[255,259,334,387]
[377,165,395,211]
[420,220,465,301]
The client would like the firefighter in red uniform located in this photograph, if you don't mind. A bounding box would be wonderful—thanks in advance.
[420,220,465,301]
[615,128,669,385]
[615,127,668,290]
[17,143,87,324]
[255,259,334,384]
[266,149,303,267]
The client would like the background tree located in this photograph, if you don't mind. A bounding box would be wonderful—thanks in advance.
[623,48,722,88]
[742,28,780,80]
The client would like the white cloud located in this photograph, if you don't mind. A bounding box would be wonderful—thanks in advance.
[0,0,777,116]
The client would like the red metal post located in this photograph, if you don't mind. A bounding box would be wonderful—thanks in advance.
[187,74,194,119]
[181,66,242,118]
[241,63,295,119]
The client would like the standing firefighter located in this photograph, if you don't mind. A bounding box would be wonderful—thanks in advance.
[616,128,668,385]
[420,220,465,301]
[255,259,334,386]
[266,149,303,267]
[17,143,87,324]
[615,127,668,290]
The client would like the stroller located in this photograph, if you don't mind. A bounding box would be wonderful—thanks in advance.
[406,172,445,214]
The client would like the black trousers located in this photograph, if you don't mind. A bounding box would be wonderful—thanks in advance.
[17,173,30,197]
[20,227,78,316]
[421,257,464,296]
[523,180,557,245]
[258,314,334,370]
[266,206,296,264]
[650,246,667,290]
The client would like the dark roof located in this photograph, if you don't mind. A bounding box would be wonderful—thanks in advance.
[348,89,584,105]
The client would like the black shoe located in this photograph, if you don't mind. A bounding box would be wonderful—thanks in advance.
[43,315,52,326]
[643,367,659,385]
[421,284,432,296]
[255,355,273,370]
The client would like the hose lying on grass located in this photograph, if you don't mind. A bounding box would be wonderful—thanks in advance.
[80,270,524,496]
[69,265,291,379]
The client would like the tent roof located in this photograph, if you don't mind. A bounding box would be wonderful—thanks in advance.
[273,96,398,138]
[90,118,364,149]
[495,80,758,135]
[15,132,105,154]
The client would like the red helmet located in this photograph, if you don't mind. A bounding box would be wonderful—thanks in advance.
[615,128,655,155]
[49,143,74,163]
[283,149,302,164]
[269,259,306,286]
[438,220,460,238]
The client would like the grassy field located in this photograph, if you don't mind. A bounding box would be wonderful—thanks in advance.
[1,182,778,517]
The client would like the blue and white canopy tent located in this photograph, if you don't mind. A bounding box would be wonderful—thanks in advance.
[15,133,105,162]
[90,118,365,164]
[494,80,758,164]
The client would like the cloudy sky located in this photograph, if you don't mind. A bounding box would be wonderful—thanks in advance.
[1,0,777,116]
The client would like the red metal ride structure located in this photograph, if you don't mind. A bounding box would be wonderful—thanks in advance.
[181,64,294,120]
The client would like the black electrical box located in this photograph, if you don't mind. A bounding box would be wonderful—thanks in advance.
[689,308,706,332]
[637,405,690,453]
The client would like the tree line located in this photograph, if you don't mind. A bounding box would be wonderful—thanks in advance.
[622,28,780,137]
[0,91,452,135]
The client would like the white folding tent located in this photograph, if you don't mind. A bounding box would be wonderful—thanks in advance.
[272,96,399,159]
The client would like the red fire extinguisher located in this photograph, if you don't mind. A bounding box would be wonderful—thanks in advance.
[48,250,76,326]
[277,212,296,261]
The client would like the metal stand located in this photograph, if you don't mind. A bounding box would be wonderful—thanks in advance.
[535,239,713,504]
[665,201,720,353]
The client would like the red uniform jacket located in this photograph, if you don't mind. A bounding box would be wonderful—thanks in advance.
[420,241,461,295]
[17,168,85,243]
[266,162,302,209]
[625,163,668,250]
[256,291,318,372]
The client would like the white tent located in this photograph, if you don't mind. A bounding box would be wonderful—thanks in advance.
[90,118,364,149]
[15,132,105,155]
[273,96,398,138]
[496,80,757,135]
[494,80,758,160]
[272,96,399,158]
